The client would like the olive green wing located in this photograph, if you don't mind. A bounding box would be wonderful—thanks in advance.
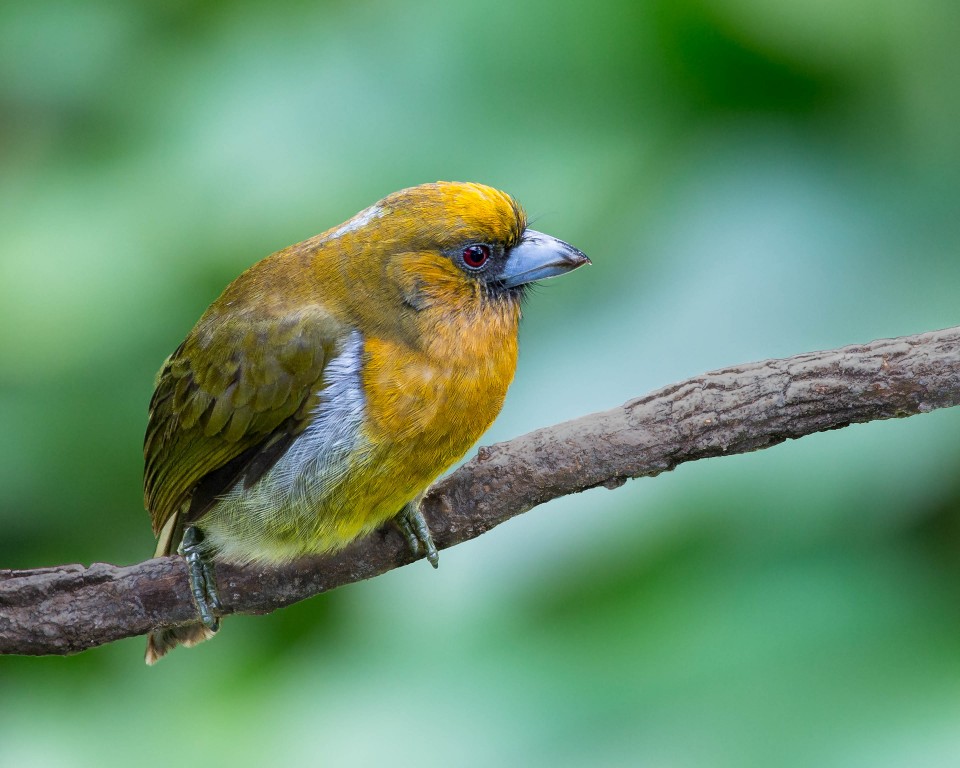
[144,306,341,550]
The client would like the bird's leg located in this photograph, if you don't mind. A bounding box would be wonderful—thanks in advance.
[178,525,222,631]
[394,501,439,568]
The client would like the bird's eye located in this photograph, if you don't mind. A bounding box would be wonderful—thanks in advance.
[462,244,490,269]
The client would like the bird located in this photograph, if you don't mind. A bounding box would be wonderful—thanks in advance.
[143,181,590,663]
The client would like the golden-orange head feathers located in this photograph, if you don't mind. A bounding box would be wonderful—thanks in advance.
[330,181,527,256]
[318,182,586,334]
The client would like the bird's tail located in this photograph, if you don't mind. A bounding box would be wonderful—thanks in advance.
[144,514,217,665]
[145,623,216,665]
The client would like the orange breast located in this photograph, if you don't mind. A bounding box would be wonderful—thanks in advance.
[359,299,520,509]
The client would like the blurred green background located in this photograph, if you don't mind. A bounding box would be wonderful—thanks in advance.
[2,0,960,765]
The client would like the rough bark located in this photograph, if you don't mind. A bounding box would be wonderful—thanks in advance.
[2,326,959,656]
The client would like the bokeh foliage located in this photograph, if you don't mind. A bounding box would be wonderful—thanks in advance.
[2,0,960,765]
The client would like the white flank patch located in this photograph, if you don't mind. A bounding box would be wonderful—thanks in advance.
[268,329,366,493]
[205,330,367,561]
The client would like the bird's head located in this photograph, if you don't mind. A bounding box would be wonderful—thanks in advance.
[324,182,590,324]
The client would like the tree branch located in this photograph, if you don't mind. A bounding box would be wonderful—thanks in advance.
[3,326,959,657]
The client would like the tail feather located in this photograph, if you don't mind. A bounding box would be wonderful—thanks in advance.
[145,623,216,665]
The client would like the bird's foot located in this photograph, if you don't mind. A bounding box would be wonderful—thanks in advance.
[178,526,222,631]
[394,502,439,568]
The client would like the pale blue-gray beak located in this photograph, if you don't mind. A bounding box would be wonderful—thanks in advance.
[499,229,590,288]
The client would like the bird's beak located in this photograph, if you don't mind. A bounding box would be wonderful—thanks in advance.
[499,229,591,288]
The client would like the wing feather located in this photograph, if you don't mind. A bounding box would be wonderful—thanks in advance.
[144,305,341,545]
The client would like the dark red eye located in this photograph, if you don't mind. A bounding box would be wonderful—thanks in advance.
[462,244,490,269]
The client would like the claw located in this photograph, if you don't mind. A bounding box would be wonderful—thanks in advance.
[179,526,221,631]
[395,502,439,568]
[394,512,422,557]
